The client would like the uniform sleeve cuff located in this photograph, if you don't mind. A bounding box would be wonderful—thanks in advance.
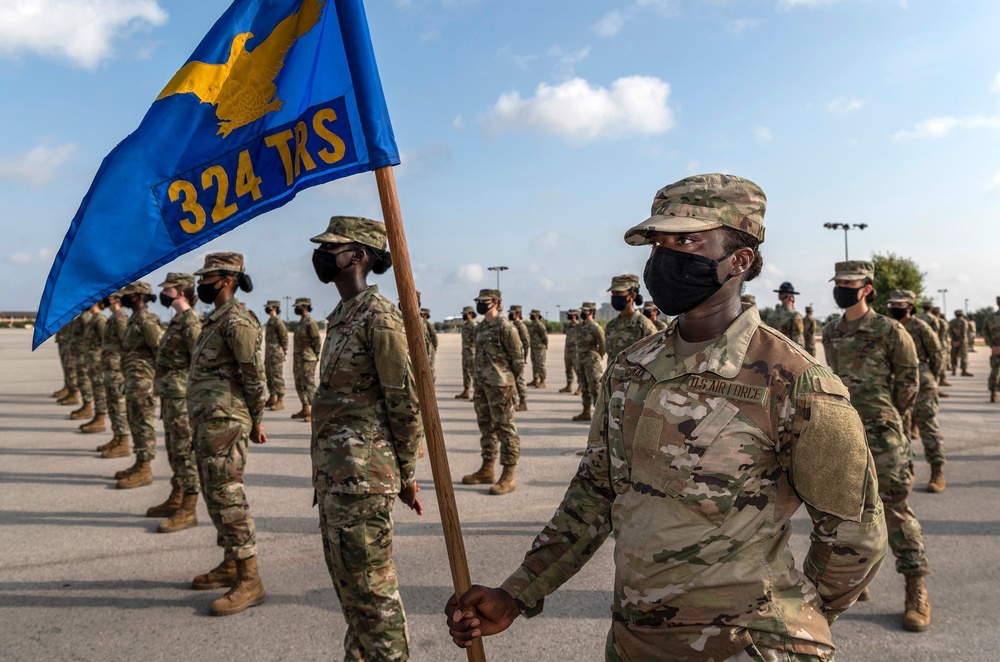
[500,569,545,619]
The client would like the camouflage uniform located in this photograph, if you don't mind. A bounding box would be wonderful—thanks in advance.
[122,286,163,462]
[562,310,580,390]
[770,306,804,346]
[155,281,202,495]
[802,307,819,357]
[948,313,970,374]
[502,306,886,661]
[641,302,668,331]
[981,305,1000,394]
[473,291,523,467]
[576,303,606,414]
[459,307,476,395]
[509,306,530,404]
[73,310,95,405]
[967,318,977,351]
[294,300,322,408]
[188,255,266,563]
[102,303,130,436]
[264,301,288,402]
[822,272,928,579]
[528,310,548,385]
[55,321,78,392]
[83,309,108,416]
[927,307,951,386]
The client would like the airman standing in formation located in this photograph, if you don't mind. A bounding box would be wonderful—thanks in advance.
[641,301,667,331]
[917,300,949,397]
[455,306,476,400]
[96,290,132,458]
[823,261,931,632]
[948,310,972,377]
[420,307,438,382]
[527,309,548,388]
[149,273,203,532]
[292,297,322,422]
[888,290,946,493]
[572,302,605,422]
[559,309,580,394]
[308,216,425,660]
[69,306,96,421]
[981,297,1000,402]
[52,320,78,401]
[770,281,805,346]
[802,304,819,357]
[79,301,108,433]
[116,282,163,490]
[967,317,977,352]
[462,289,523,495]
[930,306,952,389]
[187,252,267,616]
[604,274,657,361]
[508,305,530,412]
[263,301,288,412]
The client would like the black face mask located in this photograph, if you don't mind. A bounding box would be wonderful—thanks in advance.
[833,286,863,309]
[889,307,908,321]
[643,246,731,316]
[159,292,176,308]
[642,310,653,319]
[610,295,629,311]
[121,296,135,310]
[197,281,222,305]
[508,314,517,321]
[476,302,492,315]
[312,249,346,284]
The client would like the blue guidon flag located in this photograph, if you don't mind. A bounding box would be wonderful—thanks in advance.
[33,0,398,349]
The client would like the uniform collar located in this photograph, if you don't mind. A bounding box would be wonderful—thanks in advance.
[208,297,239,322]
[836,307,875,333]
[327,285,378,326]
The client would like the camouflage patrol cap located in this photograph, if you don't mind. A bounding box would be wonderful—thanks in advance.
[158,272,194,289]
[108,287,126,299]
[608,274,640,292]
[509,305,523,313]
[624,173,767,246]
[194,252,245,275]
[475,289,501,302]
[581,302,597,311]
[530,309,542,316]
[831,260,874,281]
[567,309,580,316]
[120,281,152,296]
[955,309,964,316]
[740,293,757,306]
[420,308,430,316]
[805,306,814,313]
[294,297,311,307]
[921,299,934,308]
[462,306,475,314]
[310,216,387,251]
[642,302,660,312]
[265,300,281,309]
[887,290,917,305]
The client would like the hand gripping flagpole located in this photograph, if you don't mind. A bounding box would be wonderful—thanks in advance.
[375,166,487,662]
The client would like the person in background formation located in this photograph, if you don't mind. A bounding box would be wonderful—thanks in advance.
[981,296,1000,403]
[52,320,79,402]
[96,290,132,458]
[888,290,946,494]
[572,302,605,422]
[309,216,425,660]
[559,309,580,394]
[448,173,887,660]
[823,261,931,632]
[148,273,203,533]
[69,306,96,421]
[917,300,949,397]
[641,301,668,331]
[802,305,819,357]
[604,274,657,361]
[455,306,476,400]
[527,310,548,388]
[967,317,977,352]
[115,282,163,490]
[292,297,322,422]
[508,305,530,412]
[79,300,108,433]
[770,281,805,346]
[462,289,523,496]
[188,252,268,616]
[420,307,438,383]
[948,309,973,377]
[263,300,288,412]
[930,306,952,389]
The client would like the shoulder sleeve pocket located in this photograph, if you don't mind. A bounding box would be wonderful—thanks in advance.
[812,374,851,400]
[374,328,408,389]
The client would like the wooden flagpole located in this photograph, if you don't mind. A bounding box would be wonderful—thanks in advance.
[375,165,487,662]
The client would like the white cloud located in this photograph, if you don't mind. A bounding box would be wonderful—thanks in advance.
[549,45,590,78]
[727,18,762,35]
[455,263,485,284]
[991,71,1000,95]
[592,0,676,37]
[535,231,561,249]
[0,143,77,186]
[754,126,773,143]
[7,247,54,266]
[0,0,168,69]
[685,161,701,174]
[593,10,626,37]
[827,96,864,114]
[778,0,908,7]
[989,173,1000,191]
[452,114,464,131]
[891,116,996,143]
[486,76,674,144]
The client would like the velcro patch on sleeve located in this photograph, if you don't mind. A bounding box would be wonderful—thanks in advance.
[374,328,408,389]
[793,396,868,522]
[812,374,851,399]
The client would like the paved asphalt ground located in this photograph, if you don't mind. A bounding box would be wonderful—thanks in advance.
[2,328,998,661]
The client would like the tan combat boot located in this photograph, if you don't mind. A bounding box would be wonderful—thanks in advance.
[572,407,592,422]
[290,405,306,419]
[117,460,152,489]
[902,574,931,632]
[927,464,946,493]
[96,435,117,453]
[192,558,238,590]
[527,378,538,388]
[939,377,952,386]
[210,556,267,616]
[489,466,516,495]
[574,388,582,396]
[146,484,183,517]
[114,458,139,480]
[858,587,871,602]
[79,414,107,433]
[962,370,974,377]
[102,436,131,459]
[270,396,284,411]
[158,493,198,533]
[938,390,949,398]
[52,386,70,399]
[991,390,998,403]
[301,404,311,422]
[454,389,471,400]
[461,459,495,485]
[558,383,573,393]
[516,399,528,412]
[264,393,276,408]
[70,402,94,420]
[58,389,81,406]
[537,380,546,389]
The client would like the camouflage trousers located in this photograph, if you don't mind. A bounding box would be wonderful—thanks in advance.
[194,417,257,561]
[564,349,577,385]
[163,396,199,493]
[605,625,832,662]
[515,360,527,401]
[578,354,603,409]
[59,340,77,389]
[473,384,520,466]
[102,363,129,436]
[989,353,1000,392]
[318,492,410,662]
[294,357,317,406]
[86,351,106,414]
[530,347,547,383]
[803,337,817,358]
[125,375,157,461]
[427,346,437,383]
[74,346,93,402]
[910,369,944,466]
[950,344,968,372]
[461,352,474,392]
[265,350,286,399]
[865,419,929,576]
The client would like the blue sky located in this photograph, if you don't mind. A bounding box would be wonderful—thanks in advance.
[2,0,1000,325]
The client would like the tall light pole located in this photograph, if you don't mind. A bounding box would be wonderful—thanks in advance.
[938,289,948,313]
[965,298,969,315]
[487,265,508,290]
[283,295,292,321]
[823,223,868,260]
